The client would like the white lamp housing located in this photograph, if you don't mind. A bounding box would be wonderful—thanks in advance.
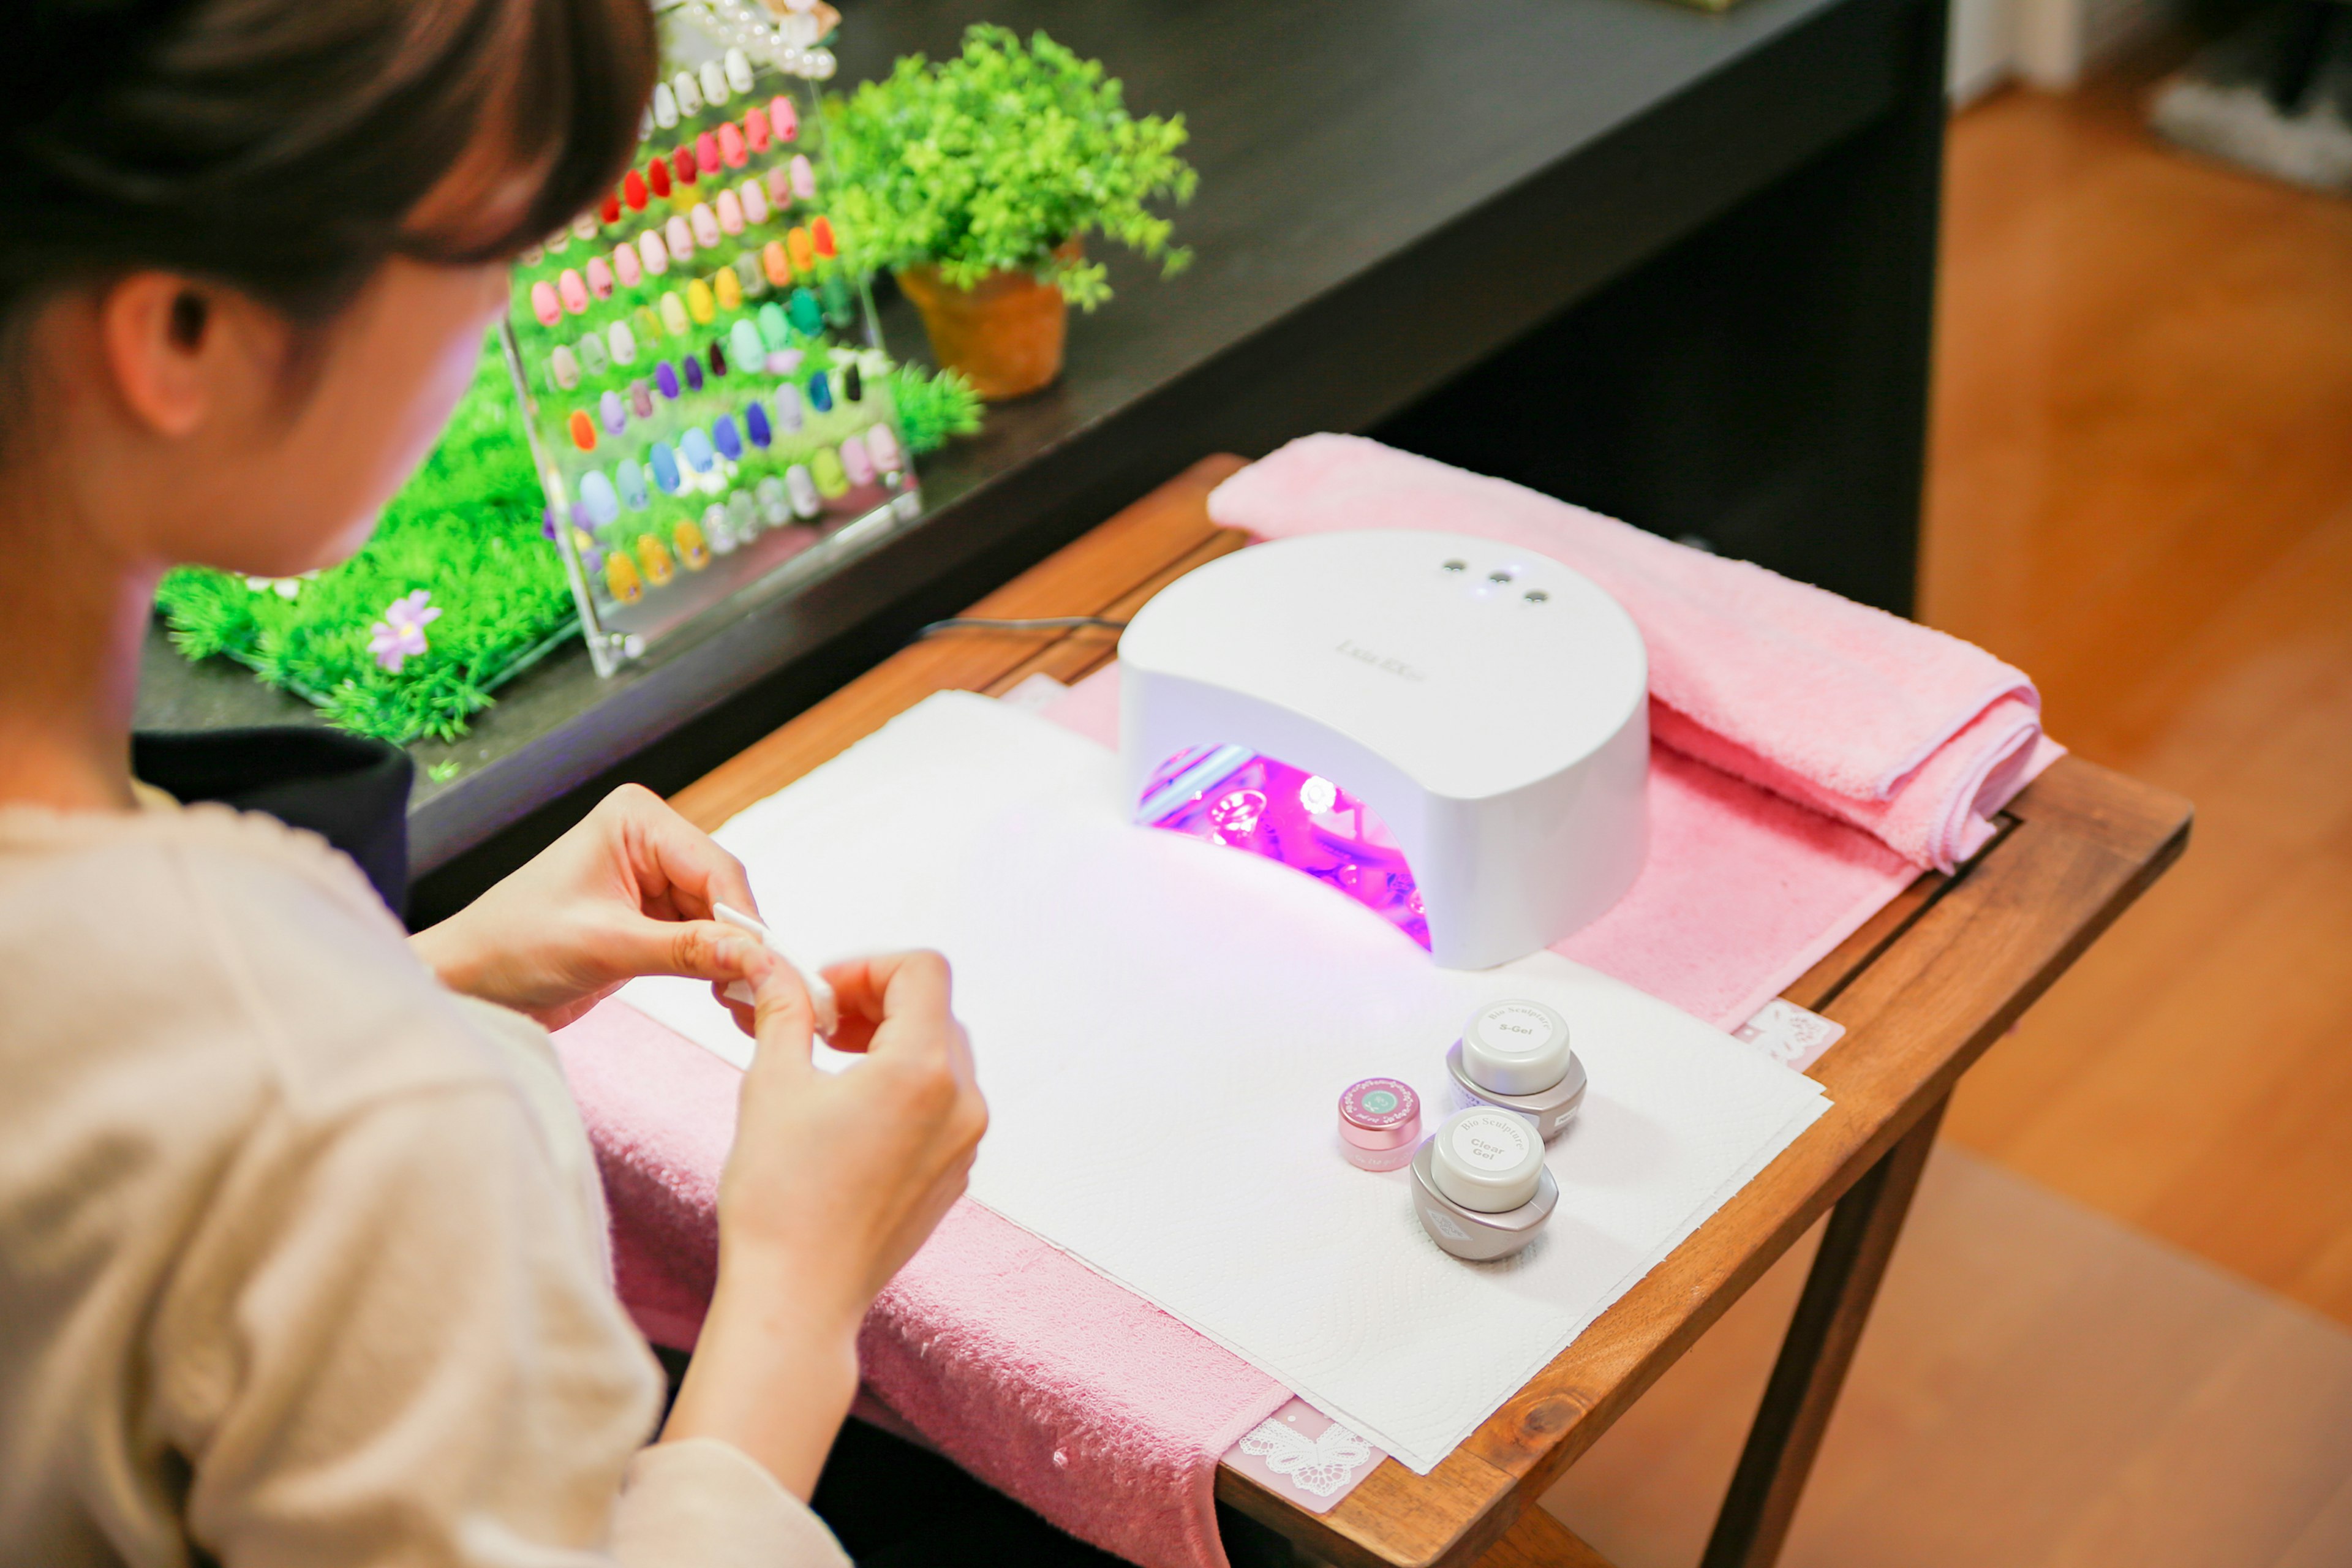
[1118,529,1650,970]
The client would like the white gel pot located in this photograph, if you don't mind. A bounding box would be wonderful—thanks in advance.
[1410,1106,1558,1262]
[1447,999,1587,1142]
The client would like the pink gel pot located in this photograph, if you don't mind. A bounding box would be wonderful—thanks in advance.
[1338,1077,1422,1171]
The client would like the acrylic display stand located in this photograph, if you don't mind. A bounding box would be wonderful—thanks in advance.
[502,0,918,675]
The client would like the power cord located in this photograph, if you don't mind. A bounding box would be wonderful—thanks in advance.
[910,615,1129,642]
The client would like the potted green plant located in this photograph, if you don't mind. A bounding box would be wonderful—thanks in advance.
[824,25,1196,399]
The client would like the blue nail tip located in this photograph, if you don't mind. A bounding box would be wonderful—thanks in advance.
[807,371,832,413]
[745,401,772,447]
[580,470,620,526]
[713,414,743,461]
[684,356,706,392]
[617,461,649,510]
[681,428,715,471]
[650,442,681,493]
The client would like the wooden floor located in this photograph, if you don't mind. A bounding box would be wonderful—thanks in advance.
[1540,59,2352,1567]
[1543,1146,2352,1567]
[1921,70,2352,1325]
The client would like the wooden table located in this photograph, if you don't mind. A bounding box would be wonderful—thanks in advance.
[673,458,2193,1568]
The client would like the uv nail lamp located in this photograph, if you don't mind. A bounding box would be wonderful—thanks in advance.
[1120,529,1650,970]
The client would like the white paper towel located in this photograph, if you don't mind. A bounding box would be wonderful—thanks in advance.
[622,693,1830,1472]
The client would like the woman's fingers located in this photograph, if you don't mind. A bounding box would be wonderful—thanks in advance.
[744,956,817,1082]
[597,784,763,924]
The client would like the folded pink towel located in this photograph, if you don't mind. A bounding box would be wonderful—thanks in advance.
[552,1003,1287,1568]
[1207,435,2049,872]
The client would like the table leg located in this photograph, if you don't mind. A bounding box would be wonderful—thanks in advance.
[1697,1095,1950,1568]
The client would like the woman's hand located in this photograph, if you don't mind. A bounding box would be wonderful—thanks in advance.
[663,946,987,1499]
[409,783,778,1029]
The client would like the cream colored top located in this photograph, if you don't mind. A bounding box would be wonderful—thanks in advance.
[0,798,848,1568]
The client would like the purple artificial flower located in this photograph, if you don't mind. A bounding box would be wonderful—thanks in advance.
[369,589,442,674]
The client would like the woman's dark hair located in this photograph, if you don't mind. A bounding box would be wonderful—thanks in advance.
[2,0,657,331]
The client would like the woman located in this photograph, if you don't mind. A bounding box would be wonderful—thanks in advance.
[0,1,986,1564]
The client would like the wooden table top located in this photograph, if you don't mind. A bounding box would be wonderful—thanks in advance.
[673,456,2193,1568]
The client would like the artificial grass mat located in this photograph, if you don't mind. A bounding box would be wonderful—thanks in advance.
[156,336,980,747]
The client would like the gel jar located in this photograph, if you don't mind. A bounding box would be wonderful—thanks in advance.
[1336,1077,1422,1171]
[1446,998,1588,1142]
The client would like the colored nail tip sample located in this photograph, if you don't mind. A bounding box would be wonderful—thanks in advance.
[580,470,620,526]
[812,216,837,258]
[704,500,736,553]
[673,148,699,186]
[718,123,747,170]
[745,401,772,447]
[786,227,815,272]
[756,301,791,351]
[693,131,718,175]
[806,370,832,412]
[842,362,862,402]
[647,157,673,197]
[756,475,788,522]
[624,170,649,209]
[745,106,772,151]
[629,378,654,418]
[786,289,823,333]
[811,445,849,497]
[707,342,728,377]
[685,279,716,324]
[699,60,730,107]
[680,428,716,471]
[790,155,815,198]
[550,345,581,390]
[636,229,669,274]
[606,554,643,602]
[586,257,614,299]
[676,518,711,570]
[558,269,590,314]
[608,320,638,363]
[682,355,705,391]
[531,281,562,326]
[865,422,902,470]
[771,96,799,140]
[655,361,680,399]
[572,213,600,240]
[733,253,767,296]
[600,194,622,225]
[673,71,703,116]
[570,497,595,530]
[600,390,627,433]
[651,83,679,128]
[714,268,742,311]
[766,164,793,207]
[659,293,690,336]
[739,178,771,225]
[690,203,722,249]
[638,535,675,586]
[576,334,609,374]
[725,47,755,93]
[665,215,695,259]
[650,442,681,492]
[613,245,643,287]
[840,432,875,485]
[765,349,804,377]
[617,461,650,508]
[728,488,758,530]
[773,382,804,431]
[568,410,597,451]
[729,319,766,369]
[786,463,820,516]
[713,413,744,460]
[715,189,745,235]
[761,240,791,287]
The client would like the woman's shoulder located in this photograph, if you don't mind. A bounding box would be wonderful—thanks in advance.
[0,799,522,1124]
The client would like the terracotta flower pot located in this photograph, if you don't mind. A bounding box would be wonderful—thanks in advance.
[895,241,1079,401]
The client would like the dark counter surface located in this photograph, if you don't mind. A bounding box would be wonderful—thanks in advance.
[135,0,1942,905]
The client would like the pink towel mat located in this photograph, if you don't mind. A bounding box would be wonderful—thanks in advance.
[554,440,2064,1568]
[554,1003,1285,1568]
[1210,434,2052,873]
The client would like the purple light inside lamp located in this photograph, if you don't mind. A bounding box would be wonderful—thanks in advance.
[1138,745,1430,951]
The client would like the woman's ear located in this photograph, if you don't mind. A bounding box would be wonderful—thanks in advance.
[97,273,257,439]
